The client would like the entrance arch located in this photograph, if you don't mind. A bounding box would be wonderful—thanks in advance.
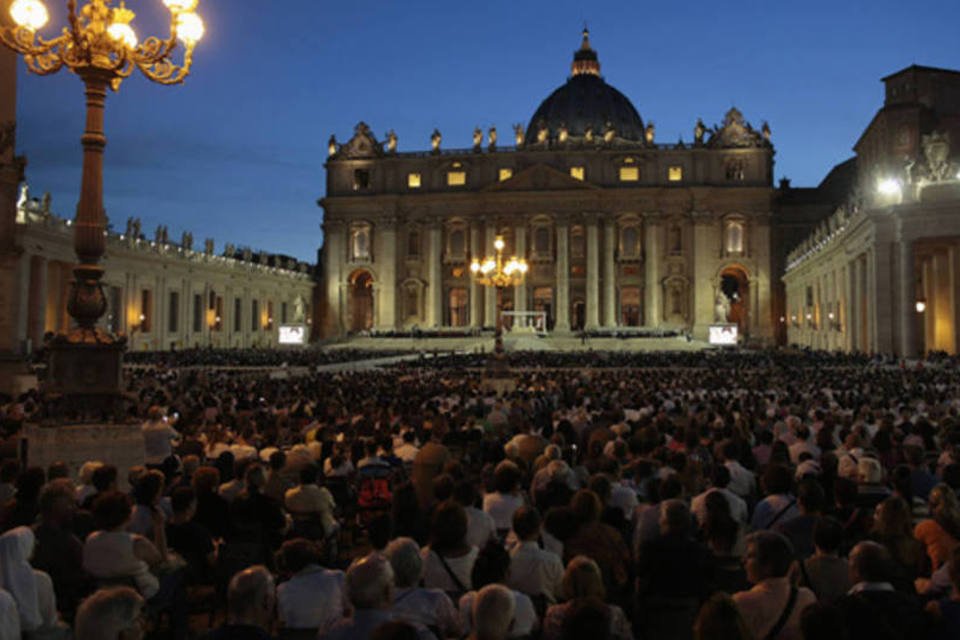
[348,270,374,333]
[719,265,750,334]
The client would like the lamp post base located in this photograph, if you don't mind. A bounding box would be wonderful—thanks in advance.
[45,334,126,421]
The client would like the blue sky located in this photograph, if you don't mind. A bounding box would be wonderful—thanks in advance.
[14,0,960,262]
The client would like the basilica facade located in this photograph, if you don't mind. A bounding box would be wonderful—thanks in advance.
[319,32,778,342]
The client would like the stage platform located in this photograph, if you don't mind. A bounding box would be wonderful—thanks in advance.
[325,333,713,353]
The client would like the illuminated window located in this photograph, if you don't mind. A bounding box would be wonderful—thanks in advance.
[350,222,372,261]
[570,166,585,181]
[407,172,421,188]
[668,166,683,182]
[725,221,745,254]
[498,168,513,182]
[447,171,466,186]
[619,166,639,182]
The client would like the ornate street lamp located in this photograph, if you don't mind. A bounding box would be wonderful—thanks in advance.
[470,235,528,377]
[1,0,203,412]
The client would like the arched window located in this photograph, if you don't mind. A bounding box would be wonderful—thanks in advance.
[725,221,745,255]
[570,226,586,258]
[404,284,419,320]
[407,229,420,259]
[621,225,640,259]
[447,226,466,261]
[448,288,468,327]
[533,226,551,258]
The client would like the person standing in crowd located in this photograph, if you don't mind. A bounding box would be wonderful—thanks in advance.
[142,406,180,468]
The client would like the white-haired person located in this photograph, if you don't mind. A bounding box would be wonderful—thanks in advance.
[74,587,144,640]
[321,553,434,640]
[0,526,68,638]
[470,584,516,640]
[385,537,461,638]
[207,565,275,640]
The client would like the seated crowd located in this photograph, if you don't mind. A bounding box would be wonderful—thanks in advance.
[0,350,958,639]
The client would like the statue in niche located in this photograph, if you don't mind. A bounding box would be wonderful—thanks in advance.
[536,120,549,144]
[327,134,337,157]
[293,295,306,323]
[557,122,569,144]
[472,127,482,151]
[714,292,731,323]
[603,121,615,143]
[385,130,397,153]
[204,238,214,255]
[645,122,655,145]
[488,126,497,150]
[584,124,594,143]
[182,231,193,250]
[513,123,524,147]
[694,118,706,145]
[430,129,442,153]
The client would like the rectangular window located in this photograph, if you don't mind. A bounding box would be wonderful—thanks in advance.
[234,298,242,332]
[668,166,683,182]
[266,301,274,330]
[353,169,371,190]
[498,168,513,182]
[251,299,259,332]
[407,172,421,189]
[619,166,639,182]
[168,291,179,333]
[447,171,466,186]
[569,166,585,181]
[193,294,203,332]
[281,302,288,324]
[140,289,152,333]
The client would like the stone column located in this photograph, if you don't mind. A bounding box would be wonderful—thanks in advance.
[585,217,600,329]
[377,218,397,330]
[427,221,443,327]
[897,240,916,357]
[691,213,715,339]
[0,45,19,355]
[555,222,570,331]
[871,244,894,354]
[842,264,852,352]
[644,216,661,326]
[28,256,47,347]
[322,221,344,337]
[514,223,527,313]
[484,222,496,327]
[469,223,481,327]
[603,219,616,327]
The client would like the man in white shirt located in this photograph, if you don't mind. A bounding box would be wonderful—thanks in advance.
[788,426,821,464]
[276,539,346,634]
[142,406,180,467]
[691,466,748,525]
[506,507,563,604]
[454,481,496,549]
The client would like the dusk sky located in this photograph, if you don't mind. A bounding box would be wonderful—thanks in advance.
[13,0,960,263]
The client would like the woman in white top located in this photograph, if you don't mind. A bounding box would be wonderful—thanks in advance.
[0,527,66,638]
[82,491,163,600]
[420,500,478,597]
[483,460,526,535]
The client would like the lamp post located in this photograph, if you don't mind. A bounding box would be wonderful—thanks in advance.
[470,234,528,377]
[1,0,203,411]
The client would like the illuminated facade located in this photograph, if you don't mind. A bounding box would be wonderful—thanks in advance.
[9,196,315,352]
[319,32,778,341]
[783,66,960,356]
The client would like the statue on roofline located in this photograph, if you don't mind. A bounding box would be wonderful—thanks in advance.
[513,123,524,147]
[431,129,442,153]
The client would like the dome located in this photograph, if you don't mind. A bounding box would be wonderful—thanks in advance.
[526,30,644,144]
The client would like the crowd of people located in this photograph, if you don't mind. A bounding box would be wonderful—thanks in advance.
[122,348,411,369]
[0,348,958,639]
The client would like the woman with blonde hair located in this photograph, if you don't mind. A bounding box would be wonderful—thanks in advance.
[541,556,633,640]
[914,484,960,570]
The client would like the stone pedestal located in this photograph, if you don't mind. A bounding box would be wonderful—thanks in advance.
[23,423,144,482]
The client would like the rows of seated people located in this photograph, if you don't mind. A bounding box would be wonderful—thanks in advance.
[0,349,957,639]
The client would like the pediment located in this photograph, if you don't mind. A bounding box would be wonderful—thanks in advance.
[339,121,382,159]
[484,163,599,192]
